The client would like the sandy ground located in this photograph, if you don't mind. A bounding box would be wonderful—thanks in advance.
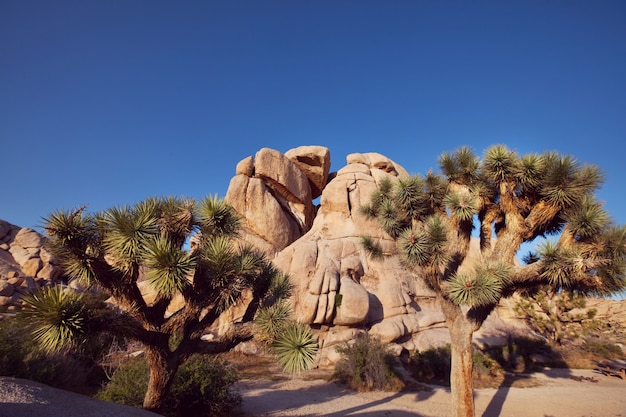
[235,368,626,417]
[1,368,624,417]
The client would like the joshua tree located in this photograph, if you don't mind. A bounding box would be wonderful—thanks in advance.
[514,286,599,345]
[22,196,289,412]
[361,145,626,417]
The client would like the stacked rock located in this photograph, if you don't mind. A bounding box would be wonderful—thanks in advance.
[0,220,63,312]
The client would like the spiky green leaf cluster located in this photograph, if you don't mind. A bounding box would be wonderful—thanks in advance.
[196,195,240,238]
[540,153,604,208]
[439,146,479,184]
[144,236,195,296]
[44,208,100,284]
[360,235,384,260]
[254,300,293,345]
[20,286,88,353]
[273,322,318,374]
[399,214,450,269]
[538,241,575,288]
[100,205,159,272]
[447,272,502,307]
[443,190,477,222]
[481,144,518,184]
[564,195,610,240]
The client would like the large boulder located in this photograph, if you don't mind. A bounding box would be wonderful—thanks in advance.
[225,147,319,254]
[285,145,331,199]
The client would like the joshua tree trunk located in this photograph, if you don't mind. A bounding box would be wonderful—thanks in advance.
[143,346,179,412]
[443,299,476,417]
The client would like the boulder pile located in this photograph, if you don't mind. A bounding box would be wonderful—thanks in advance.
[0,220,62,311]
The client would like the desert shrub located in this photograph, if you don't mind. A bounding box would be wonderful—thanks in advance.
[472,350,502,378]
[580,341,623,359]
[333,335,403,391]
[0,316,98,391]
[98,354,241,417]
[411,345,451,385]
[484,336,553,372]
[96,356,147,408]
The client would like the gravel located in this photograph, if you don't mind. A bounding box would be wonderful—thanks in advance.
[0,377,162,417]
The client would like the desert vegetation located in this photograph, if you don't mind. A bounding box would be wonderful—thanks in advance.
[361,145,626,417]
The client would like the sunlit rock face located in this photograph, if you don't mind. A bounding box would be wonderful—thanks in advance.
[224,147,535,364]
[225,146,330,255]
[0,220,63,312]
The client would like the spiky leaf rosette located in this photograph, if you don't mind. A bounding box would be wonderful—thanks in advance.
[20,286,89,353]
[101,205,159,272]
[439,146,479,183]
[514,153,543,192]
[196,195,240,238]
[144,236,195,297]
[266,270,294,303]
[538,241,576,289]
[254,301,293,345]
[481,144,517,184]
[273,322,318,374]
[540,154,604,209]
[444,190,477,222]
[564,195,610,240]
[360,235,385,260]
[448,271,502,307]
[44,208,100,284]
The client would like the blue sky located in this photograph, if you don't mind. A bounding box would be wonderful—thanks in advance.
[2,0,625,236]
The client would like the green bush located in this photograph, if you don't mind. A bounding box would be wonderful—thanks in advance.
[97,354,241,417]
[332,335,403,391]
[411,345,451,385]
[96,356,147,408]
[0,316,99,392]
[580,341,623,360]
[484,336,552,372]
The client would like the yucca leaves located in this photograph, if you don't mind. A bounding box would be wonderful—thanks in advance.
[439,146,479,183]
[564,195,610,239]
[273,322,318,374]
[360,235,385,260]
[448,272,502,307]
[101,205,159,272]
[21,286,88,353]
[144,236,195,296]
[514,153,543,192]
[481,144,518,184]
[266,270,295,302]
[540,154,603,209]
[538,241,575,288]
[447,262,509,307]
[254,301,293,345]
[196,195,240,238]
[444,190,477,222]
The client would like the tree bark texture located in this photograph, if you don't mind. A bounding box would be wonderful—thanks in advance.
[142,346,179,412]
[442,300,476,417]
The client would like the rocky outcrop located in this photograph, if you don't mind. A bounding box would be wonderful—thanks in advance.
[0,220,63,311]
[225,146,330,255]
[271,152,526,364]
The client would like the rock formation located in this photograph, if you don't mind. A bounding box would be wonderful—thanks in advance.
[268,150,523,364]
[1,145,624,365]
[0,220,63,311]
[225,146,331,255]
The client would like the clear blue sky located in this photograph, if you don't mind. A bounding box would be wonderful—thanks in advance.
[2,0,625,234]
